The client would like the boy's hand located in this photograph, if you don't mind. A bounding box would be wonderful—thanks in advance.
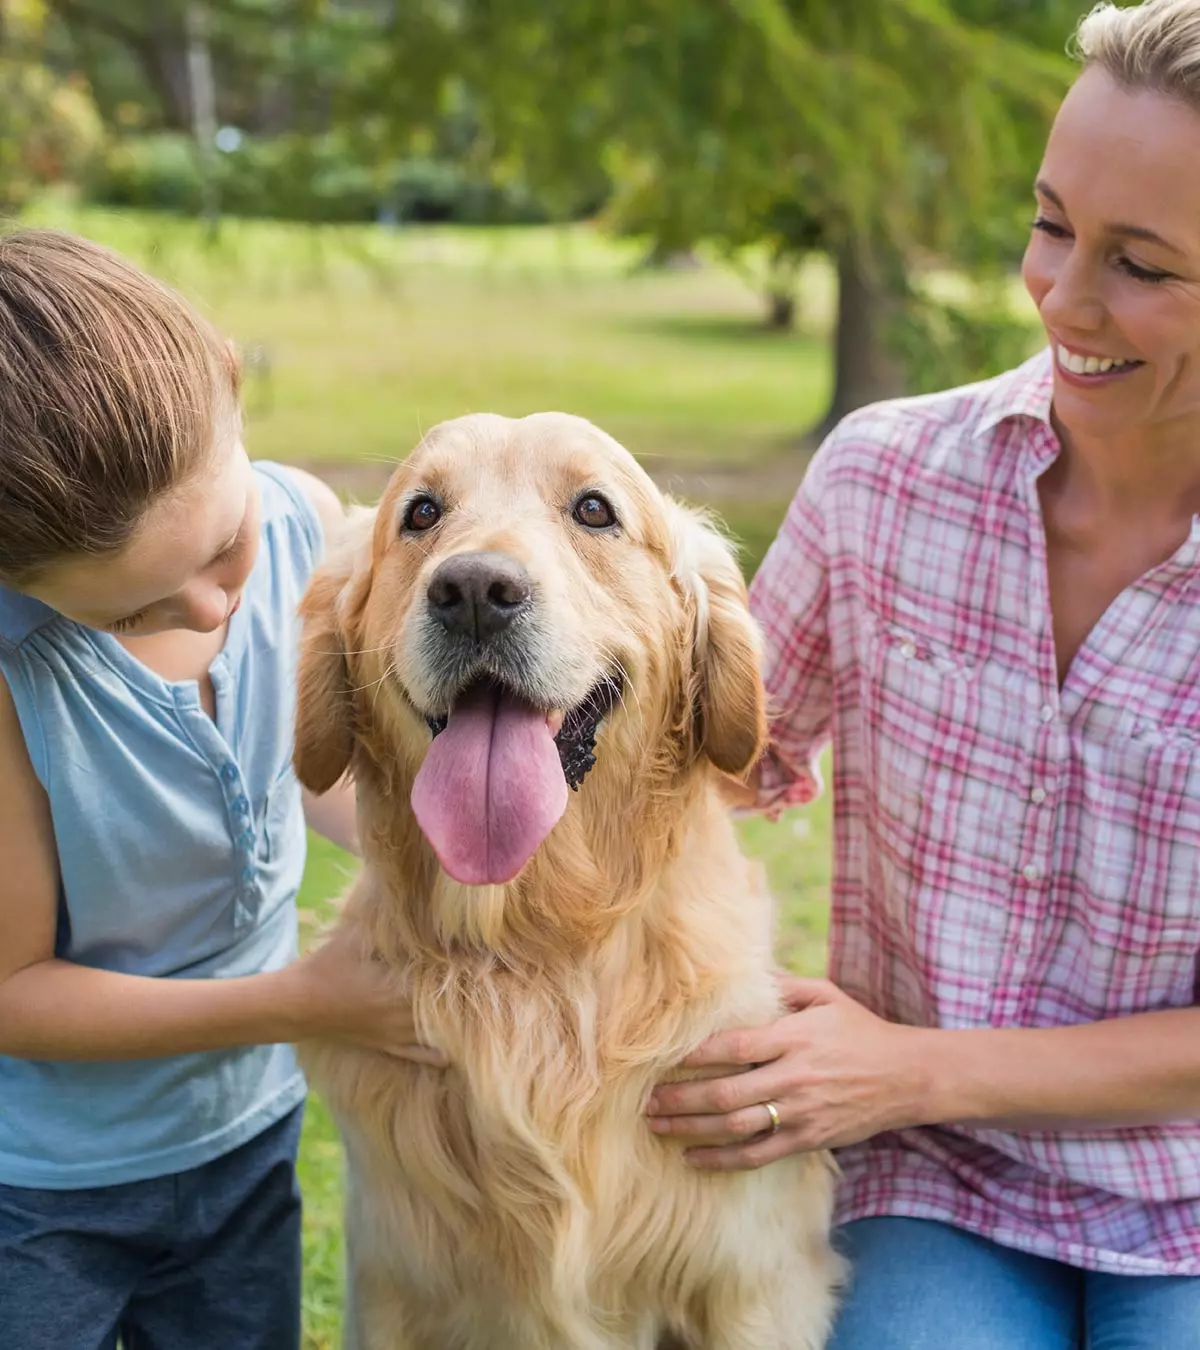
[287,928,448,1066]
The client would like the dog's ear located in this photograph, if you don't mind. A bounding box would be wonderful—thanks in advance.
[293,511,373,794]
[667,501,768,777]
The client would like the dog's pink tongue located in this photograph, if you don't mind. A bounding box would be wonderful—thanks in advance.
[411,684,568,886]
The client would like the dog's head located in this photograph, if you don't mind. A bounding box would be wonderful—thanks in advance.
[295,413,766,888]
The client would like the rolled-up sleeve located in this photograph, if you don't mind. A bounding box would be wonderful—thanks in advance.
[748,446,833,815]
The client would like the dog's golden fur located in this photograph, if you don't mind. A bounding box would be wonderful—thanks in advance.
[294,413,841,1350]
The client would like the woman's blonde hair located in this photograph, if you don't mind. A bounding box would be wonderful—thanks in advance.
[1074,0,1200,105]
[0,228,240,585]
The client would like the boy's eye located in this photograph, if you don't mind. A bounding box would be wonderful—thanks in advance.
[106,609,148,633]
[213,532,245,565]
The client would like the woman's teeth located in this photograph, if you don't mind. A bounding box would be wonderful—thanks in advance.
[1056,344,1139,376]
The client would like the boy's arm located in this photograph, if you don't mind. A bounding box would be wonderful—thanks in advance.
[302,780,360,856]
[0,674,435,1063]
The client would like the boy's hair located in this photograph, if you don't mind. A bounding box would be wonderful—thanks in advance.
[0,228,241,585]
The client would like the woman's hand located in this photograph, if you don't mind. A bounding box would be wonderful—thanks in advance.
[285,928,448,1066]
[645,977,934,1170]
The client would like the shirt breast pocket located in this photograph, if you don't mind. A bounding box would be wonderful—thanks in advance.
[861,617,1019,871]
[1070,715,1200,1009]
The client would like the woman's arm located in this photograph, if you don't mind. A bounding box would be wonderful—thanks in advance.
[647,977,1200,1170]
[0,674,441,1064]
[924,1000,1200,1131]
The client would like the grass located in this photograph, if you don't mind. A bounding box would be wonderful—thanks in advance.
[21,201,839,472]
[16,201,842,1346]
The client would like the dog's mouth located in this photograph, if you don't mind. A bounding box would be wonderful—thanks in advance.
[423,674,621,791]
[411,674,623,887]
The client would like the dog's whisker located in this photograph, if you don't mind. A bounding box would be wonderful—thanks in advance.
[369,660,399,714]
[321,642,395,657]
[348,661,396,698]
[599,651,641,718]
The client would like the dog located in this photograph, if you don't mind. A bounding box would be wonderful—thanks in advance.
[294,412,841,1350]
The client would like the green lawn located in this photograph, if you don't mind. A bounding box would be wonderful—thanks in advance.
[17,202,837,1348]
[21,201,837,473]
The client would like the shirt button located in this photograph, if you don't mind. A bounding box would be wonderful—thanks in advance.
[220,762,238,784]
[237,830,254,851]
[241,865,256,884]
[1022,863,1040,882]
[899,641,917,660]
[1030,787,1047,805]
[1039,705,1055,723]
[233,795,250,817]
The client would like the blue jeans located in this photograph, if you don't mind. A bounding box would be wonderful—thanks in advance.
[829,1217,1200,1349]
[0,1104,303,1350]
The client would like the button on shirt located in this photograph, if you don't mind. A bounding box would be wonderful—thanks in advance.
[749,349,1200,1275]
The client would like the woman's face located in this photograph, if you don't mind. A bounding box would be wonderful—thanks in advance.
[1022,67,1200,444]
[25,439,262,636]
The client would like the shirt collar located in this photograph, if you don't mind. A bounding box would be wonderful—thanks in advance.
[974,346,1055,440]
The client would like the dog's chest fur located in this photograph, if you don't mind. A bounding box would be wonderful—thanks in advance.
[303,843,785,1306]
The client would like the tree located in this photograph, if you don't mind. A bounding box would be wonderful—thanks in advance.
[41,0,354,135]
[0,0,103,214]
[366,0,1075,437]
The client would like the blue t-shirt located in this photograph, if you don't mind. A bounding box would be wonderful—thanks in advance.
[0,462,319,1188]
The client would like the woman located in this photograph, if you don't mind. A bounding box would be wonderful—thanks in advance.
[647,2,1200,1345]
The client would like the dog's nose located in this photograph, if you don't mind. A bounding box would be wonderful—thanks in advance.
[427,551,533,639]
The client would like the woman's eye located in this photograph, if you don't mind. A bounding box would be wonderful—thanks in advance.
[1117,257,1172,285]
[573,494,616,530]
[1031,217,1069,239]
[403,497,442,532]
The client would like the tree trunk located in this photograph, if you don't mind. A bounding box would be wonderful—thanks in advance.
[185,2,220,234]
[765,289,795,330]
[808,237,908,444]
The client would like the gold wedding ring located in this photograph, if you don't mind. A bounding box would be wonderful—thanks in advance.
[763,1100,782,1135]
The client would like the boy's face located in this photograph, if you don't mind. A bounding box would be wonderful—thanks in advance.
[24,438,262,636]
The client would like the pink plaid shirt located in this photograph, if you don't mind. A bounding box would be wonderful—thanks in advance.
[749,348,1200,1276]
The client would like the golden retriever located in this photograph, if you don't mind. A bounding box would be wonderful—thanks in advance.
[294,413,841,1350]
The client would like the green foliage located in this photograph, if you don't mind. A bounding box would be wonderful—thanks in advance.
[891,287,1042,396]
[357,0,1071,417]
[84,131,555,224]
[370,1,1071,261]
[0,2,104,214]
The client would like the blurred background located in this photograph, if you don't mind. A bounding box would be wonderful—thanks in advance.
[2,0,1083,1340]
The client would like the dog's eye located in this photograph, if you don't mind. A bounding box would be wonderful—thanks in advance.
[573,494,616,530]
[403,497,442,533]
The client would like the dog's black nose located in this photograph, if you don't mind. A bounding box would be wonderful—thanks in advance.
[427,551,532,639]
